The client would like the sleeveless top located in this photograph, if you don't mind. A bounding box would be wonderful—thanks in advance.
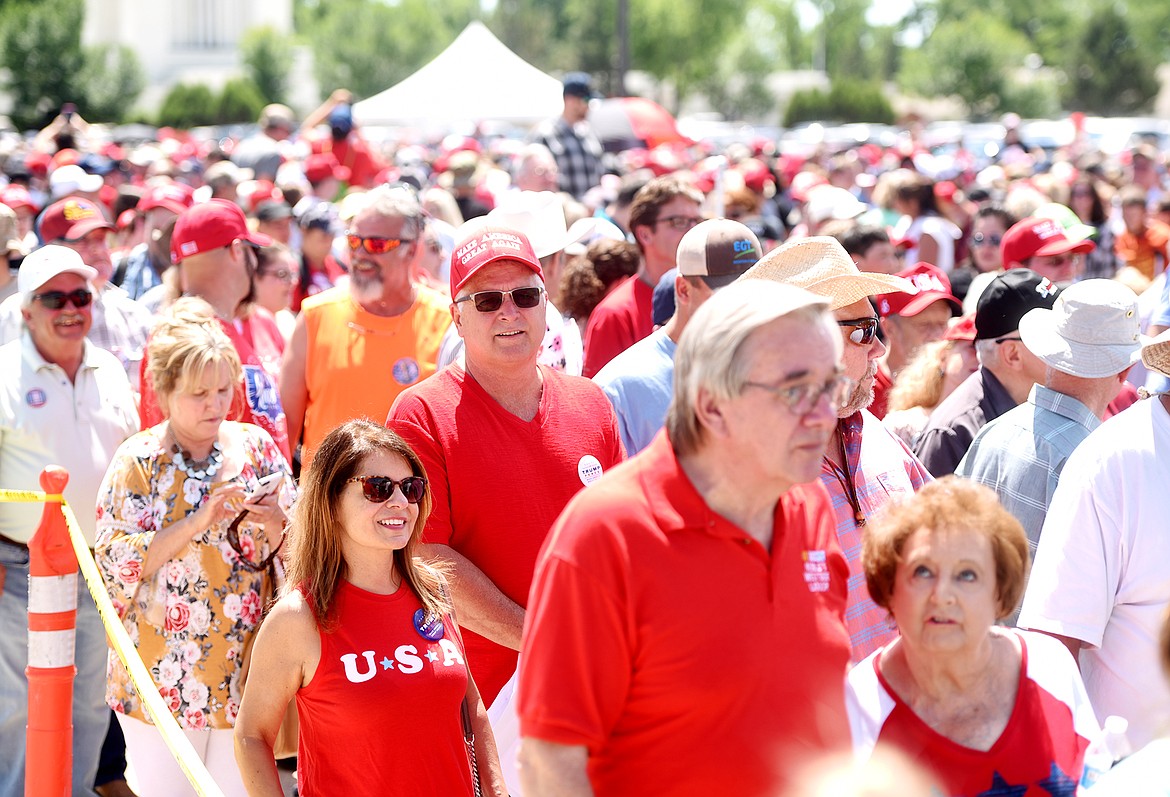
[295,581,474,796]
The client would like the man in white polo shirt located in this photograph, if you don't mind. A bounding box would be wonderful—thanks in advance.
[0,246,139,796]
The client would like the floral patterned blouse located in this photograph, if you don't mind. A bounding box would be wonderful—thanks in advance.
[95,421,295,730]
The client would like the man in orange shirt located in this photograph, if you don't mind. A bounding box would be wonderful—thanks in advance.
[280,185,450,465]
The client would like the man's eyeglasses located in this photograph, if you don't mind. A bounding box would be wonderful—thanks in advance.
[743,373,857,415]
[969,232,1002,248]
[837,317,879,346]
[454,287,544,313]
[346,475,428,504]
[346,234,414,255]
[655,215,703,231]
[33,289,93,310]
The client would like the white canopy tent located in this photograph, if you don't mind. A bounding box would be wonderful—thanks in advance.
[352,22,564,126]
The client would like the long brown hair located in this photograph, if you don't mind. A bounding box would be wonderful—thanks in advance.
[283,419,449,629]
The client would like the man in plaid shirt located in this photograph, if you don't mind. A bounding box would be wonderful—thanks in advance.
[531,72,604,201]
[738,236,933,662]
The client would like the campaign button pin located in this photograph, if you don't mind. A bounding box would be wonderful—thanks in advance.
[413,608,444,641]
[25,388,47,408]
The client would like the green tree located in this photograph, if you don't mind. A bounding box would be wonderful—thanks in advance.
[783,79,894,126]
[0,0,86,129]
[75,45,146,124]
[898,10,1031,119]
[627,0,753,109]
[157,83,217,129]
[1061,5,1158,115]
[216,78,267,124]
[296,0,478,100]
[241,26,295,105]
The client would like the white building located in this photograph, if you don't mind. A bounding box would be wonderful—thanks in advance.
[80,0,313,112]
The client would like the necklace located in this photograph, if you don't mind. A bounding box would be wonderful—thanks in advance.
[172,440,224,480]
[824,422,866,527]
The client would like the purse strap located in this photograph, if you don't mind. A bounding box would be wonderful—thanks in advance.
[461,697,483,797]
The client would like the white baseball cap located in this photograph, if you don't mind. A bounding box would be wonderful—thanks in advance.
[17,245,97,298]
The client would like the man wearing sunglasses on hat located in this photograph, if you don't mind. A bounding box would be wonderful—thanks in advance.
[281,185,451,468]
[0,197,153,393]
[737,236,932,663]
[582,177,704,378]
[519,280,853,796]
[388,225,623,712]
[0,245,139,797]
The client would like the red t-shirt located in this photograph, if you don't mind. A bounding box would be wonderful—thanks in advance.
[518,432,852,796]
[295,581,475,796]
[846,631,1096,796]
[388,365,625,706]
[582,276,654,378]
[870,363,894,419]
[139,311,291,464]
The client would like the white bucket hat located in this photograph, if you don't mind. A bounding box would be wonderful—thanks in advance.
[1018,279,1145,378]
[486,191,566,259]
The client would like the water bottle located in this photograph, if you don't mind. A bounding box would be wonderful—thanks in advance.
[1079,715,1132,792]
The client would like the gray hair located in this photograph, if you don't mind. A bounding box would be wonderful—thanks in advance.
[355,184,424,239]
[666,279,832,456]
[975,337,1001,369]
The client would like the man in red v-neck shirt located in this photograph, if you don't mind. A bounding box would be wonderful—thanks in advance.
[388,225,624,707]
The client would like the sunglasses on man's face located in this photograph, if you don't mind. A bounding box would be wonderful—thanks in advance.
[454,287,544,313]
[33,289,93,310]
[346,475,428,504]
[837,317,879,346]
[346,234,414,255]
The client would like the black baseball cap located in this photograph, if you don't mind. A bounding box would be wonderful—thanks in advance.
[563,72,599,100]
[974,268,1062,341]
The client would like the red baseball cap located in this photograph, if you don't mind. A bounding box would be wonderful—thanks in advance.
[1001,217,1095,268]
[0,184,39,213]
[944,314,977,342]
[303,153,350,184]
[877,262,961,317]
[450,226,543,296]
[38,197,114,243]
[139,183,195,216]
[170,199,271,264]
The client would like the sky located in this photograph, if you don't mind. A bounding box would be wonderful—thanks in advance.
[795,0,916,28]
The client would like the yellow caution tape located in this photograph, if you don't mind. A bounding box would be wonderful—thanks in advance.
[0,490,64,503]
[0,490,226,797]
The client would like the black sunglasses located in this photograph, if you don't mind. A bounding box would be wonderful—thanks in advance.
[226,511,285,573]
[346,475,428,504]
[33,289,93,310]
[454,287,544,313]
[837,317,879,345]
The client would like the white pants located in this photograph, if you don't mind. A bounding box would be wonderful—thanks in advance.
[117,714,249,797]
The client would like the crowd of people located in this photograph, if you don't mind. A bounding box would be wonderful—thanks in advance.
[2,70,1170,797]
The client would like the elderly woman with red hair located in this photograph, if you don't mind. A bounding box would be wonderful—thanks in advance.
[845,478,1098,795]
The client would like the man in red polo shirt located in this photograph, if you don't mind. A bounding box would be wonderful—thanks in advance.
[518,279,853,796]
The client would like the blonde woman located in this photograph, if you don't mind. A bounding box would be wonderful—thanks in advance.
[234,420,505,796]
[95,298,292,796]
[883,319,978,447]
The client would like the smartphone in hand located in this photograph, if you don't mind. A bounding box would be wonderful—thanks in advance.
[247,472,283,502]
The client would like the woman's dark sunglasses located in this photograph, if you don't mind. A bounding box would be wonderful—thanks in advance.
[837,317,879,346]
[346,475,428,504]
[454,287,544,313]
[34,289,93,310]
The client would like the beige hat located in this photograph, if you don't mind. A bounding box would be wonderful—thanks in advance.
[1142,328,1170,378]
[1,204,24,256]
[736,236,913,310]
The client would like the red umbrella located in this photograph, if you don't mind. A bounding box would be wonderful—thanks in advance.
[589,97,690,149]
